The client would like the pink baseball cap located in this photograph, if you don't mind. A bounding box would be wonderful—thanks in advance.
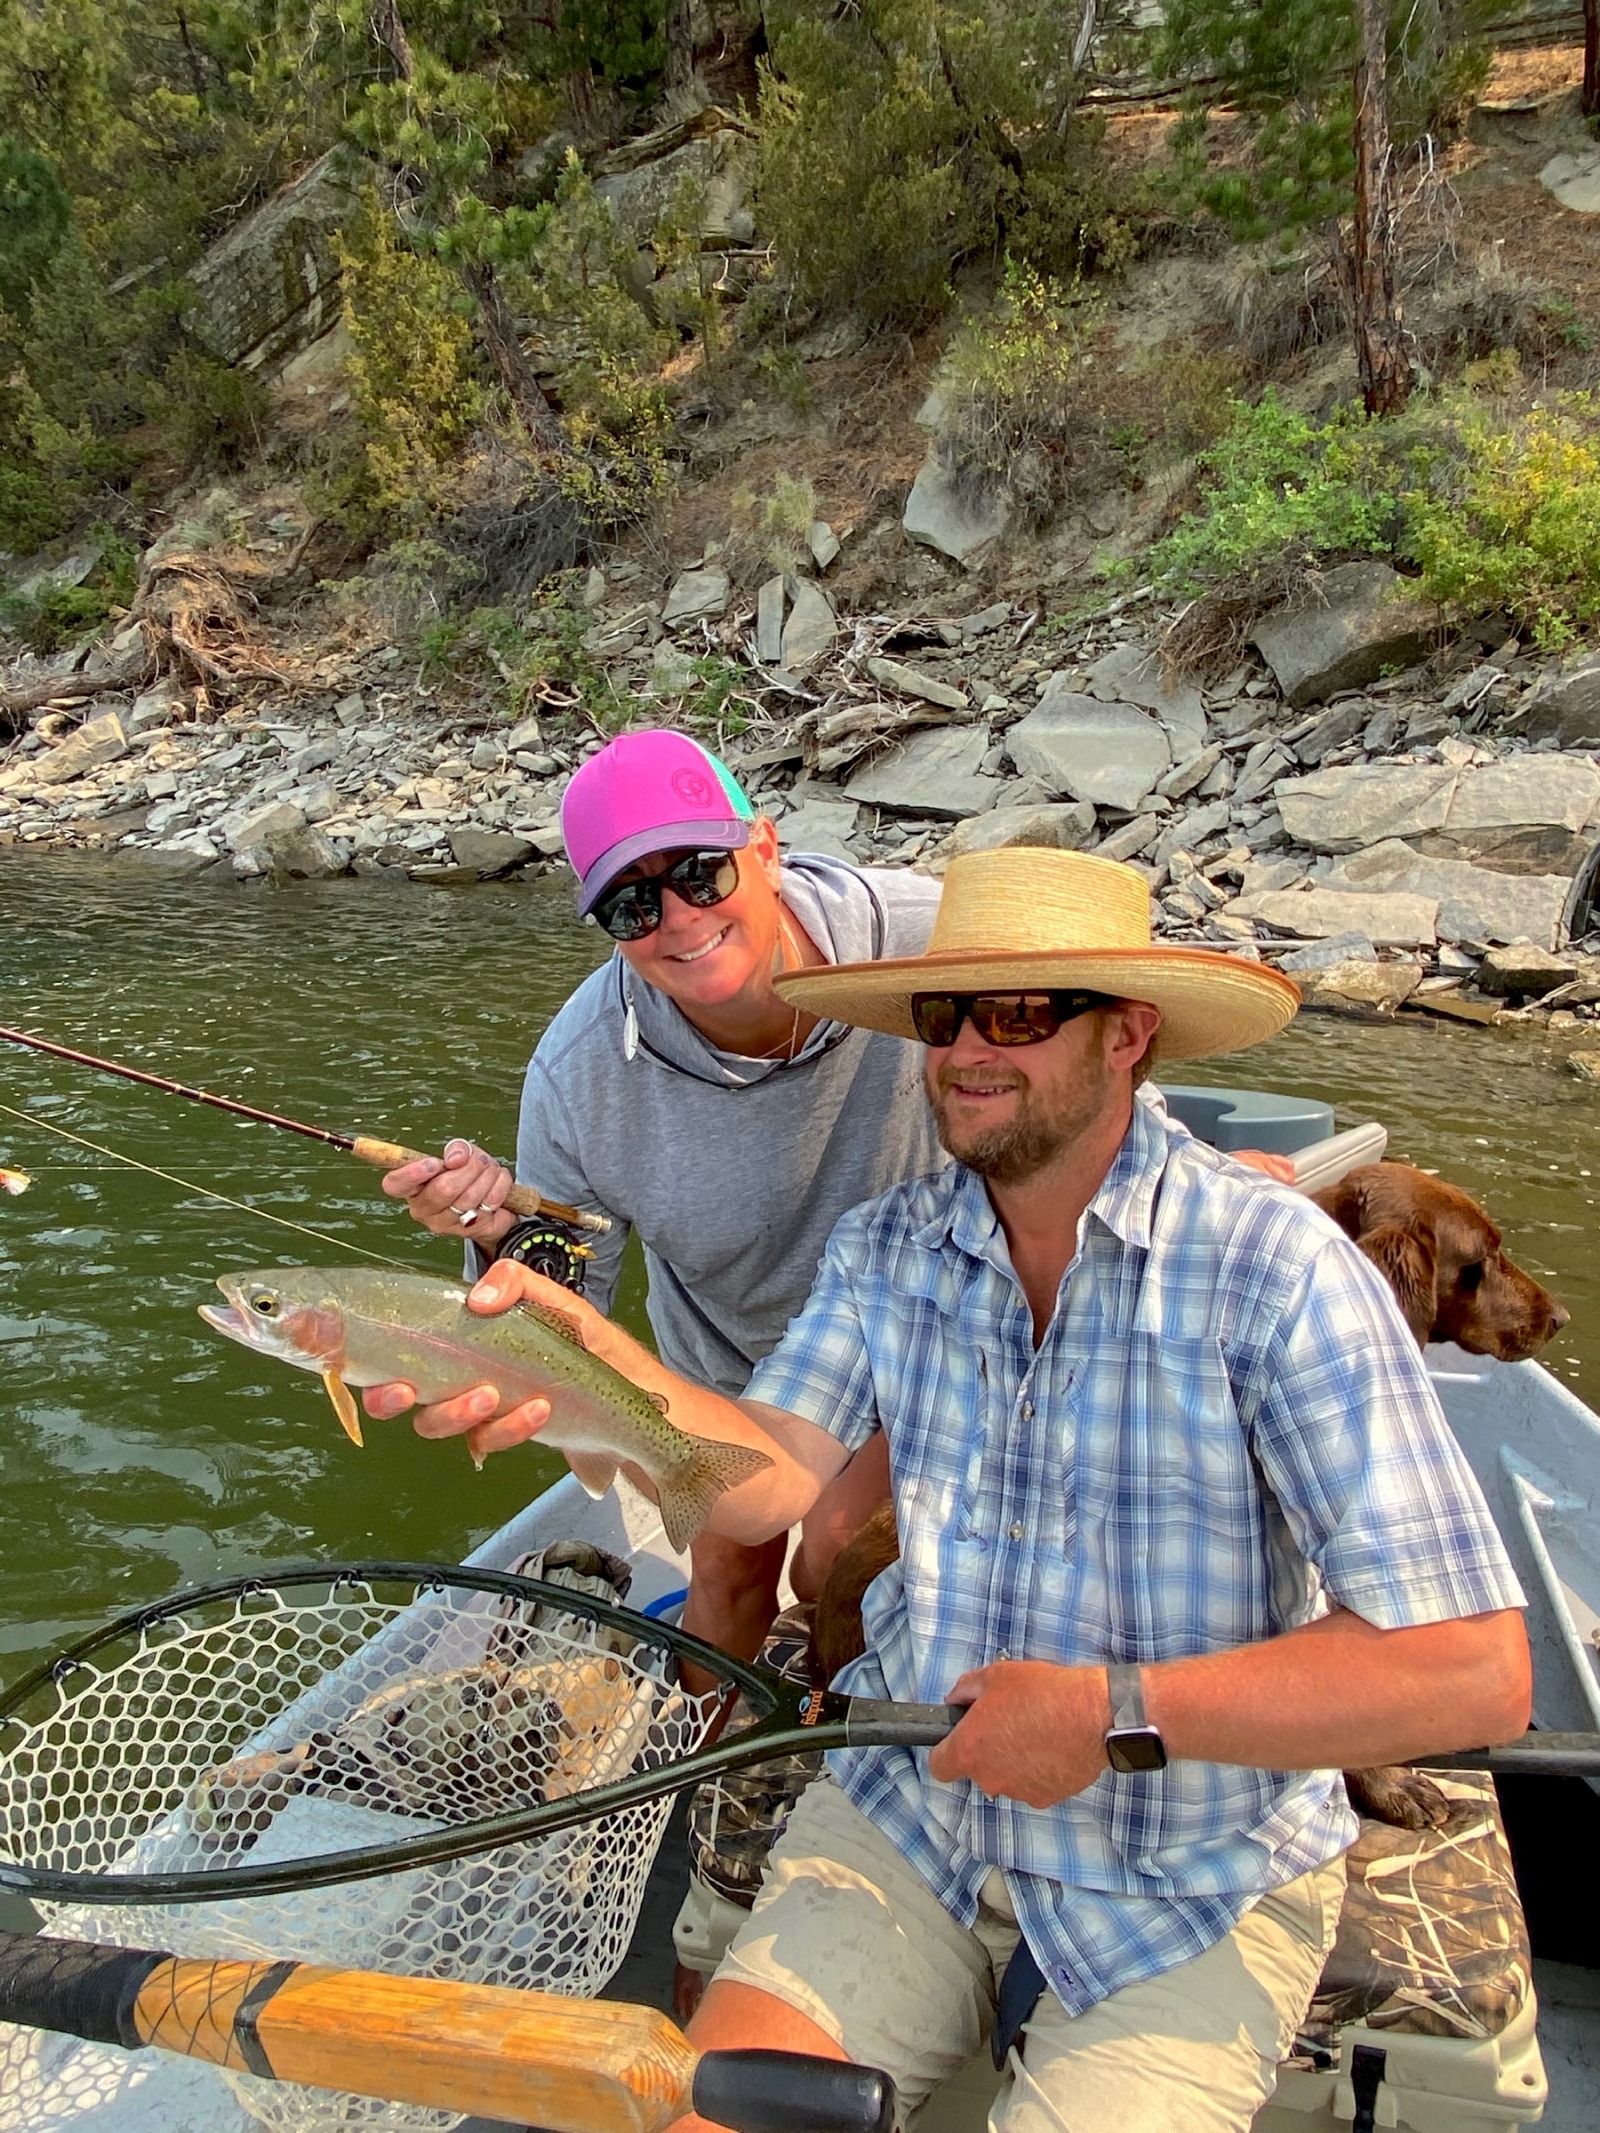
[561,730,756,915]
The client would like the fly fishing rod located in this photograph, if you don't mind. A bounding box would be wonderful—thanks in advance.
[2,1562,1598,1910]
[0,1928,893,2133]
[0,1023,610,1234]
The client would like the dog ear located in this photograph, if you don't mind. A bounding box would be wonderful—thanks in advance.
[1357,1223,1438,1344]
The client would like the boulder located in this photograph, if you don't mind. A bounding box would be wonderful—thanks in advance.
[1007,686,1171,812]
[903,453,1011,566]
[781,578,836,668]
[943,799,1097,860]
[866,658,968,712]
[1375,857,1567,949]
[1275,763,1458,851]
[448,830,536,878]
[1083,644,1207,754]
[662,568,730,626]
[1251,888,1439,947]
[592,125,756,249]
[777,799,861,861]
[1298,960,1424,1014]
[844,726,998,818]
[1445,757,1600,835]
[187,147,363,372]
[263,824,346,881]
[1568,1050,1600,1083]
[1477,943,1582,997]
[32,711,127,786]
[222,798,306,854]
[1539,146,1600,214]
[1277,931,1379,971]
[1250,561,1436,708]
[1521,655,1600,746]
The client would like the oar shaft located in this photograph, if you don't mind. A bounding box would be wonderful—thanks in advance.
[0,1929,892,2133]
[0,1024,610,1235]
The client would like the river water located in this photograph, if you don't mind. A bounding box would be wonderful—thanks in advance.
[2,850,1597,1684]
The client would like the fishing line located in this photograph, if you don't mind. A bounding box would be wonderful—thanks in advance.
[0,1100,413,1268]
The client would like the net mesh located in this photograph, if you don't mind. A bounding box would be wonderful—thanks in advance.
[0,1566,713,2133]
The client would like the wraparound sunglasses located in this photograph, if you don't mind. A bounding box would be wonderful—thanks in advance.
[592,850,741,942]
[910,988,1115,1047]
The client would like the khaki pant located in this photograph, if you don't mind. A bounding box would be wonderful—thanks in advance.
[715,1776,1345,2133]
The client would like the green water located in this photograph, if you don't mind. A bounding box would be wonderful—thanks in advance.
[2,850,1598,1687]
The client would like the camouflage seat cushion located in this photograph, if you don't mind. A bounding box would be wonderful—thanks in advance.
[688,1605,822,1909]
[1288,1771,1531,2066]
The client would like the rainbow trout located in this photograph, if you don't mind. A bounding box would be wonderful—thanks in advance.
[200,1266,771,1550]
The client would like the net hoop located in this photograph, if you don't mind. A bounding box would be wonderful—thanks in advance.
[0,1560,774,1907]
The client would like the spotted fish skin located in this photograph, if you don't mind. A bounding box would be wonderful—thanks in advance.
[200,1265,771,1548]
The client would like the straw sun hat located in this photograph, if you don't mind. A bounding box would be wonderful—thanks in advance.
[773,846,1300,1063]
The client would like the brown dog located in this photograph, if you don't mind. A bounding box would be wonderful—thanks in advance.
[1311,1162,1568,1359]
[810,1164,1567,1831]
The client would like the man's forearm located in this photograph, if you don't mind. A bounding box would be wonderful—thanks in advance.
[1143,1606,1531,1770]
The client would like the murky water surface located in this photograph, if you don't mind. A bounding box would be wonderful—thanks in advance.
[1,851,1597,1682]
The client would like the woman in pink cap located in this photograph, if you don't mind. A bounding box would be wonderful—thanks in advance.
[378,728,944,1660]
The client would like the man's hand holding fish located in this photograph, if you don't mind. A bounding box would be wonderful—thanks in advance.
[361,1257,838,1546]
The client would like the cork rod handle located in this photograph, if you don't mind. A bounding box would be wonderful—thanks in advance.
[350,1138,613,1233]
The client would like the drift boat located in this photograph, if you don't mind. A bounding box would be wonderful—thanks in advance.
[1,1088,1597,2133]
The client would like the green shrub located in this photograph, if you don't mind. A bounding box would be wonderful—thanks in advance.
[0,536,137,651]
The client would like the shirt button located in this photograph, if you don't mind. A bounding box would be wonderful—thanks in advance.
[1021,1400,1035,1420]
[997,1647,1011,1662]
[1008,1520,1024,1540]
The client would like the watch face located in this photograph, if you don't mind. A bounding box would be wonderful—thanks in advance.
[1106,1727,1168,1775]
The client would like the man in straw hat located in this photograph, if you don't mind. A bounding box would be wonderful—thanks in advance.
[388,845,1530,2132]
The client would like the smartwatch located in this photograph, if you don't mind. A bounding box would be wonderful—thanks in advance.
[1104,1663,1167,1774]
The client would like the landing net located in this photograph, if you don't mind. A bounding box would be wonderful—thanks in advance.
[0,1559,715,2133]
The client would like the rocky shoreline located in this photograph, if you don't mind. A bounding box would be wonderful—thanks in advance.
[7,547,1600,1071]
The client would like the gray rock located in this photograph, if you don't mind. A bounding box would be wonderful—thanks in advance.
[187,146,361,371]
[1362,703,1401,753]
[781,578,836,668]
[777,799,861,861]
[289,737,340,779]
[1251,561,1436,708]
[844,726,999,818]
[1540,146,1600,213]
[1441,663,1505,714]
[961,603,1012,643]
[1292,699,1369,766]
[1094,814,1163,862]
[127,682,183,735]
[1007,686,1171,811]
[647,642,700,695]
[1158,743,1223,801]
[1275,763,1458,851]
[333,692,367,727]
[33,711,128,786]
[662,568,730,627]
[1252,888,1439,947]
[1362,855,1571,949]
[1405,701,1451,745]
[1277,931,1379,971]
[593,126,755,249]
[1445,757,1600,834]
[449,829,536,878]
[1568,1050,1600,1083]
[1522,656,1600,746]
[263,823,346,881]
[756,578,786,666]
[222,797,306,854]
[1233,745,1293,808]
[944,799,1097,860]
[507,716,544,753]
[1153,799,1233,865]
[471,738,502,771]
[903,453,1010,566]
[807,520,841,570]
[1083,644,1207,754]
[1479,943,1582,997]
[866,658,968,712]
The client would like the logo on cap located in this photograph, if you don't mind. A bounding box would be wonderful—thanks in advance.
[671,767,716,808]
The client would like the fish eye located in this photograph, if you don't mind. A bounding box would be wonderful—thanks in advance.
[248,1290,281,1318]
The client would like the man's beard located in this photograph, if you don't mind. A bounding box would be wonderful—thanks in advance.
[931,1053,1111,1185]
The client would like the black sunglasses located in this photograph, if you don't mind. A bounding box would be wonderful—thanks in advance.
[591,850,741,942]
[910,989,1114,1048]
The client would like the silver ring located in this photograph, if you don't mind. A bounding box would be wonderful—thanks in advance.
[451,1203,481,1228]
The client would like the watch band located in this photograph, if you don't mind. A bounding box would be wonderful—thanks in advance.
[1106,1662,1147,1732]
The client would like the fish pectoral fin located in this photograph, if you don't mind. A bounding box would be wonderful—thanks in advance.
[565,1450,619,1500]
[658,1438,774,1554]
[322,1370,364,1447]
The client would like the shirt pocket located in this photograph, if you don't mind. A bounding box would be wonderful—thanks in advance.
[1067,1330,1270,1660]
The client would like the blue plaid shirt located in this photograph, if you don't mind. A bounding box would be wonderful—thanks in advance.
[747,1096,1524,2015]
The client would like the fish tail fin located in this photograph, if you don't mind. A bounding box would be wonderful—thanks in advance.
[658,1439,773,1554]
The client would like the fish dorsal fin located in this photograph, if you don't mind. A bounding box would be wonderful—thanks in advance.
[515,1298,587,1348]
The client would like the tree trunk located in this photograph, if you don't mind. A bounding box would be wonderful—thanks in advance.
[1350,0,1412,418]
[1585,0,1600,120]
[461,261,570,459]
[664,0,697,99]
[370,0,416,81]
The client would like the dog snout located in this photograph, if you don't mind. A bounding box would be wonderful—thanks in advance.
[1549,1297,1572,1334]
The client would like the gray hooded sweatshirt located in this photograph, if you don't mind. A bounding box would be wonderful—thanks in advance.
[513,855,945,1394]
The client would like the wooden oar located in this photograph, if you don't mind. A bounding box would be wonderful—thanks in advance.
[0,1023,611,1234]
[0,1927,891,2133]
